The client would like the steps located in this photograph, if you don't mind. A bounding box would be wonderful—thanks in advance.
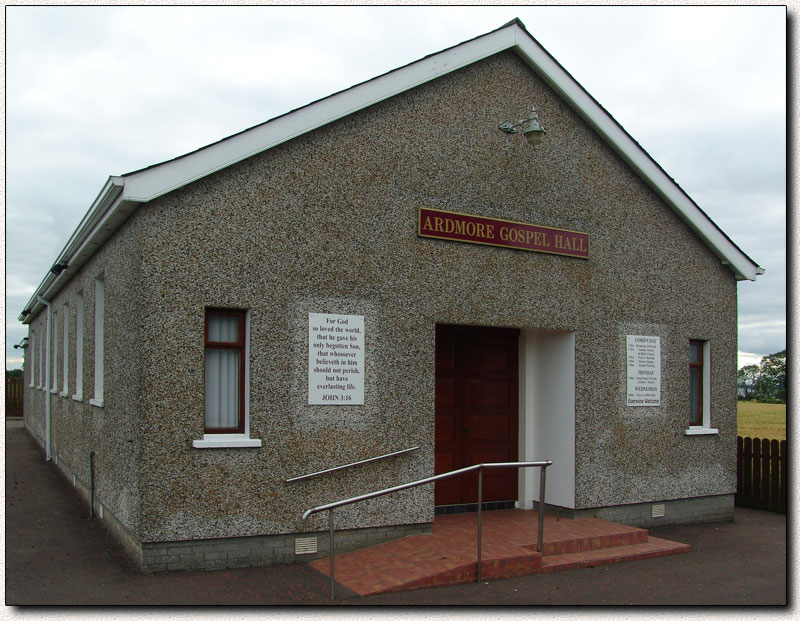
[308,510,690,596]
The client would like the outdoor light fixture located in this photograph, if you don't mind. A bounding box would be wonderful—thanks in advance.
[499,107,547,145]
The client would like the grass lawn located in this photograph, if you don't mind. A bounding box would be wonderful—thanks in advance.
[737,401,786,441]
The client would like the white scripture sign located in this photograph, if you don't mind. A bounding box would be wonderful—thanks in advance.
[308,313,364,405]
[626,335,661,406]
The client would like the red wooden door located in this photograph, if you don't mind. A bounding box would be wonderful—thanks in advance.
[434,324,519,505]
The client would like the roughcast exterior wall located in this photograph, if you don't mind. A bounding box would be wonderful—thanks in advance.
[23,50,738,560]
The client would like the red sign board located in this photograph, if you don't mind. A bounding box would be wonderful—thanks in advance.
[418,208,589,259]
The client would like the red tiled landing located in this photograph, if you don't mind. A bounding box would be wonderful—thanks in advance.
[308,509,690,596]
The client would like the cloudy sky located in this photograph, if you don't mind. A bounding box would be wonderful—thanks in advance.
[4,4,787,370]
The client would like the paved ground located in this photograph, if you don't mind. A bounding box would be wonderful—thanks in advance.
[4,418,788,606]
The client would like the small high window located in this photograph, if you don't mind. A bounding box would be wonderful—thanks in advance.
[73,293,84,401]
[51,311,58,393]
[29,331,35,387]
[38,325,44,389]
[61,304,69,397]
[90,277,104,407]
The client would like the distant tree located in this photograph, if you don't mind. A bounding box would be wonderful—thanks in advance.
[739,350,787,403]
[737,364,760,399]
[759,350,787,402]
[6,369,23,378]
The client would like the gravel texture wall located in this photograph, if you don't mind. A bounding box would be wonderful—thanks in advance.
[23,200,147,541]
[23,49,738,547]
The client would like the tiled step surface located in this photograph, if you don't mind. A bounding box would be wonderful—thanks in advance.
[308,510,690,596]
[540,536,690,573]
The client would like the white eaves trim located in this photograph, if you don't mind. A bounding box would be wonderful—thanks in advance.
[509,28,762,282]
[117,19,761,282]
[20,19,761,323]
[120,27,518,203]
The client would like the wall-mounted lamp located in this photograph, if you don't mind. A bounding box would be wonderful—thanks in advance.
[50,263,68,275]
[499,107,547,145]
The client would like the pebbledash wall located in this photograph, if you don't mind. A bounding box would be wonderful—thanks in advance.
[20,21,761,572]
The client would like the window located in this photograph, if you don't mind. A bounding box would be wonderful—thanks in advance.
[29,331,35,387]
[61,304,69,396]
[204,309,245,432]
[688,340,703,426]
[193,308,260,449]
[38,325,43,389]
[90,278,104,407]
[685,339,717,435]
[51,311,58,393]
[73,293,84,401]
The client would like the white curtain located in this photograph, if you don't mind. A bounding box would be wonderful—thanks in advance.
[208,315,238,342]
[205,315,240,429]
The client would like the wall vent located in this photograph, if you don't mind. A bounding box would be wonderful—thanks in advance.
[295,537,318,555]
[651,503,666,518]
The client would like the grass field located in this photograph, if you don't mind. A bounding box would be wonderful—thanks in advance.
[737,401,786,441]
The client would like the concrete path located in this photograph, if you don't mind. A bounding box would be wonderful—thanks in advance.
[4,418,787,606]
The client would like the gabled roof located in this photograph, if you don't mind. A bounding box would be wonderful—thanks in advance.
[20,18,762,323]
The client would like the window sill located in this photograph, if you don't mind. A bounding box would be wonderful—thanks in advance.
[72,394,83,402]
[50,388,59,394]
[59,391,69,398]
[89,398,104,408]
[684,427,719,436]
[192,435,262,449]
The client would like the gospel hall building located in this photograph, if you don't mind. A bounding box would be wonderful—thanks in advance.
[18,19,762,572]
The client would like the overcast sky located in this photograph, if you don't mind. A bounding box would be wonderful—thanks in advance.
[4,5,787,371]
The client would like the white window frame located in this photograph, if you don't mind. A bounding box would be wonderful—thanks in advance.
[193,310,261,449]
[51,311,59,393]
[89,278,104,408]
[61,303,70,397]
[29,331,35,387]
[684,340,718,435]
[72,293,84,401]
[38,325,43,389]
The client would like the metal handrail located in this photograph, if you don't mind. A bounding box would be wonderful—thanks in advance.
[301,459,552,599]
[286,446,419,483]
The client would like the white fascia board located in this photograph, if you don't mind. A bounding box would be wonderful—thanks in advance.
[18,177,127,323]
[59,176,125,264]
[19,32,518,324]
[17,20,759,321]
[119,28,518,203]
[120,21,758,280]
[511,31,760,281]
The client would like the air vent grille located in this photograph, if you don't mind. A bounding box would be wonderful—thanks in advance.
[295,537,318,555]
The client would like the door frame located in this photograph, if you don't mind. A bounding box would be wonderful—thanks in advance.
[518,328,576,510]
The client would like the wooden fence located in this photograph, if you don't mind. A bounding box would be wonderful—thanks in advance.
[736,436,786,513]
[6,377,24,417]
